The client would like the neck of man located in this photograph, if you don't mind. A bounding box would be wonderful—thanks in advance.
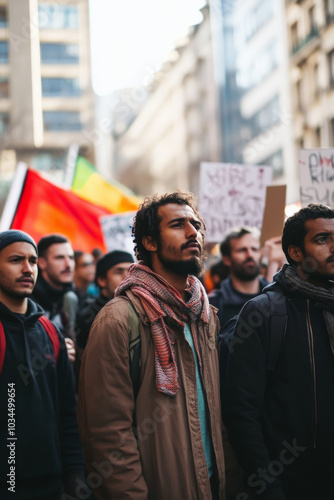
[0,294,28,314]
[230,274,260,294]
[151,262,188,300]
[41,271,64,291]
[295,264,332,289]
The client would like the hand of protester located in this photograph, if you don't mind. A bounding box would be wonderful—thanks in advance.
[65,338,76,363]
[262,236,286,282]
[264,236,286,266]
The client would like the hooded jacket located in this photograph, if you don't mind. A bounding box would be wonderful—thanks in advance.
[209,276,269,328]
[0,299,84,499]
[77,292,226,500]
[222,266,334,499]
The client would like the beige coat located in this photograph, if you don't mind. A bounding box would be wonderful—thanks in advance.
[77,292,226,500]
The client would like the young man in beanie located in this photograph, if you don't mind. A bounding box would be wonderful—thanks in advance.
[77,192,226,500]
[222,204,334,499]
[0,230,84,499]
[75,249,134,352]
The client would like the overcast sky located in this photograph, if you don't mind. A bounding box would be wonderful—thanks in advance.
[89,0,206,95]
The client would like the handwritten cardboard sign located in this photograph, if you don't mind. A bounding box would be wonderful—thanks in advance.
[100,212,136,258]
[199,162,272,242]
[260,185,286,247]
[299,148,334,207]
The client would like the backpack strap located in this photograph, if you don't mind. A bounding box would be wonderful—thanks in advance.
[38,316,60,363]
[0,321,6,375]
[127,301,141,399]
[266,290,287,372]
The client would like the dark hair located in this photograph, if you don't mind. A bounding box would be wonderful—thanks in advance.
[37,234,70,258]
[74,250,84,264]
[219,226,260,257]
[282,203,334,265]
[132,191,206,267]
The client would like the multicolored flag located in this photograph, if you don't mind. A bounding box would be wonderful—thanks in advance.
[71,156,141,213]
[0,164,110,252]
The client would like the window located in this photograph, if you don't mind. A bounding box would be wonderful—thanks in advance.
[314,63,320,97]
[296,80,303,111]
[0,78,9,97]
[0,42,8,64]
[249,95,280,138]
[291,22,298,52]
[328,49,334,88]
[325,0,334,25]
[43,111,82,131]
[38,5,78,29]
[40,43,79,64]
[259,150,284,178]
[236,41,279,90]
[0,112,9,133]
[0,7,7,28]
[42,78,81,97]
[308,6,317,33]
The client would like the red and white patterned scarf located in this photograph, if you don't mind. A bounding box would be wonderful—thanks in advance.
[115,263,210,396]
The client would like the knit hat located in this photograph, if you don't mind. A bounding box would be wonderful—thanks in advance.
[0,230,38,254]
[96,250,134,280]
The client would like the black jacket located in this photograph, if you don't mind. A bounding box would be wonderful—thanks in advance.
[75,293,109,350]
[0,299,84,499]
[222,267,334,499]
[209,276,269,328]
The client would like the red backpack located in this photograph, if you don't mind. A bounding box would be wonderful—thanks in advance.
[0,316,60,374]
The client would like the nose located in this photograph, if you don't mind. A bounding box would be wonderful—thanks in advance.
[186,222,198,239]
[23,259,34,274]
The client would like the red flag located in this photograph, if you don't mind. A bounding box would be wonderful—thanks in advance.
[5,166,110,252]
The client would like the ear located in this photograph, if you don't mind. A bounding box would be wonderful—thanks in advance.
[287,245,303,263]
[97,276,106,289]
[222,255,231,268]
[38,256,47,271]
[142,236,157,252]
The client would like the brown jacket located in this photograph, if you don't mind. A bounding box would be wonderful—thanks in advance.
[77,292,226,500]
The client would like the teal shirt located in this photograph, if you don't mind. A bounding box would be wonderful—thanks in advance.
[184,323,214,477]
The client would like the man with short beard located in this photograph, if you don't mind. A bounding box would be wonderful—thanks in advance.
[222,204,334,499]
[209,227,269,329]
[77,191,226,500]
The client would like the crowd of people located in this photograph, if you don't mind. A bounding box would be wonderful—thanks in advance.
[0,191,333,500]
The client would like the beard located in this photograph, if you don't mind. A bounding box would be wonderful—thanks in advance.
[231,260,260,281]
[157,249,205,278]
[0,284,33,300]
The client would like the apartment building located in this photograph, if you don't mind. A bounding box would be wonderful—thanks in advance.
[0,0,93,186]
[114,5,221,196]
[214,0,298,203]
[287,0,334,150]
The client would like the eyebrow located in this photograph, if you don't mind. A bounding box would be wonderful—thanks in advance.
[312,231,333,240]
[167,217,201,225]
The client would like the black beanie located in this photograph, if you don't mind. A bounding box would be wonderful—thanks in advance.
[0,230,38,254]
[96,250,134,280]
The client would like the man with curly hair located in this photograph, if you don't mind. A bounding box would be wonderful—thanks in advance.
[78,191,226,500]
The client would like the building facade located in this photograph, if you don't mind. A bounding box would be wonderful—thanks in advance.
[287,0,334,152]
[114,5,221,196]
[0,0,93,191]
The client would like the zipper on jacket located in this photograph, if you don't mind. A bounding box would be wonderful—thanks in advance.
[306,299,317,448]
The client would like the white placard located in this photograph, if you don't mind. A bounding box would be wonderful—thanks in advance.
[100,212,136,258]
[299,148,334,207]
[199,162,272,242]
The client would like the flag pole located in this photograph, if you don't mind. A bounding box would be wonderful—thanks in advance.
[0,162,28,230]
[63,143,79,188]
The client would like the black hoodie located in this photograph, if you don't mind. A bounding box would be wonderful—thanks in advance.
[0,299,83,499]
[222,266,334,499]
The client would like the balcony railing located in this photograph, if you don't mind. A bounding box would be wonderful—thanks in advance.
[291,27,319,55]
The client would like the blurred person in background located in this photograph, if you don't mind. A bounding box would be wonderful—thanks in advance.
[75,250,134,354]
[73,250,96,306]
[32,234,77,363]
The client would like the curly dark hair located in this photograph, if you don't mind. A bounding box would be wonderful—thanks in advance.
[282,203,334,265]
[132,191,206,267]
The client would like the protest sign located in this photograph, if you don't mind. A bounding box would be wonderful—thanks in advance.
[199,162,272,242]
[299,148,334,207]
[260,185,286,247]
[100,212,136,257]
